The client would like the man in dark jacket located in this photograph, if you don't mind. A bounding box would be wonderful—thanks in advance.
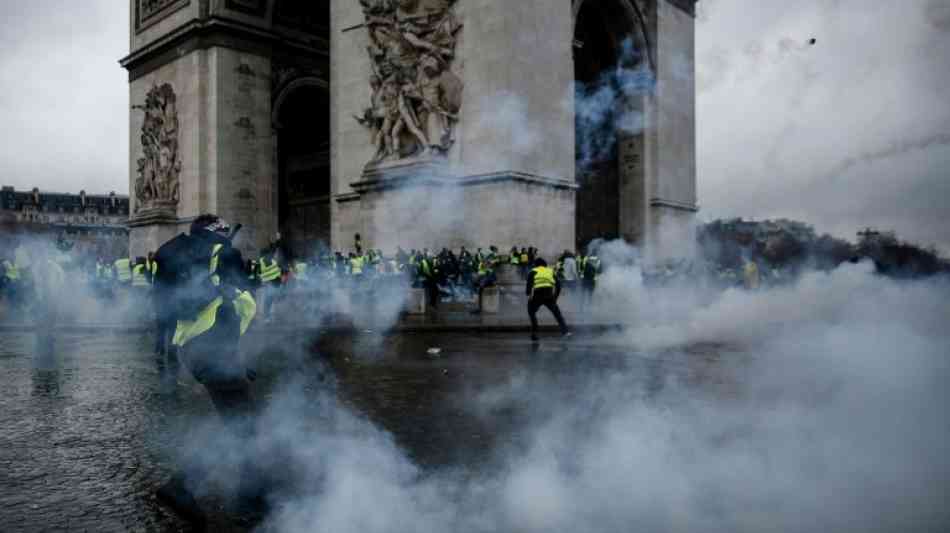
[152,214,262,524]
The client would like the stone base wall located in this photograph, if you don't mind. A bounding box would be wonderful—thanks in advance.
[349,177,575,260]
[129,220,188,258]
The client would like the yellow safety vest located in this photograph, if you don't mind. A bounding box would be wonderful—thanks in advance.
[744,261,760,290]
[532,266,556,290]
[586,257,601,279]
[419,258,433,278]
[294,262,309,280]
[114,258,132,283]
[351,256,364,275]
[132,264,150,287]
[148,259,158,277]
[2,260,19,281]
[96,263,112,280]
[520,253,529,264]
[259,258,281,282]
[173,244,256,347]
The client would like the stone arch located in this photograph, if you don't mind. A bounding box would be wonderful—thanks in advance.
[573,0,655,249]
[272,76,329,129]
[272,76,331,259]
[572,0,654,71]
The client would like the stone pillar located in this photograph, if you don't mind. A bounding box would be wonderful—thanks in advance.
[331,0,578,259]
[644,0,699,261]
[124,47,275,258]
[121,1,327,258]
[128,204,179,258]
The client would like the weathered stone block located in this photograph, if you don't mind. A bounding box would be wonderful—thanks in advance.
[406,288,427,315]
[481,286,500,314]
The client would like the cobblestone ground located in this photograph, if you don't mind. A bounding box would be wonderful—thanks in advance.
[0,329,730,532]
[0,332,197,531]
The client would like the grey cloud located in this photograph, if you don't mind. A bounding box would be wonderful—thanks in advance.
[0,1,128,195]
[697,0,950,253]
[926,0,950,31]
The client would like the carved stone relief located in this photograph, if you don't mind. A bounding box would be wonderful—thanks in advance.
[354,0,464,167]
[133,84,182,212]
[136,0,190,31]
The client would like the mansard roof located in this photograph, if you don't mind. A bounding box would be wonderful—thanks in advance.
[0,186,130,215]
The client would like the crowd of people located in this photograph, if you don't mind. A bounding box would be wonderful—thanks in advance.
[0,232,607,322]
[251,239,604,317]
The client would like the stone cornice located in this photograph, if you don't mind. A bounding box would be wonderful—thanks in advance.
[127,206,179,228]
[650,198,699,212]
[349,170,579,195]
[119,15,328,81]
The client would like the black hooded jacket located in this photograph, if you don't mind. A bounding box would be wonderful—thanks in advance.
[153,229,250,320]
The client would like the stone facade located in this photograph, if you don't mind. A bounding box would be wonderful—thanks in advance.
[122,0,696,261]
[0,186,130,259]
[121,1,328,258]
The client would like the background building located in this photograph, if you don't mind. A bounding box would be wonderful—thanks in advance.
[0,186,130,260]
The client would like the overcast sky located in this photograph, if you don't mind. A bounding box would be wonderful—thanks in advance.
[0,1,947,251]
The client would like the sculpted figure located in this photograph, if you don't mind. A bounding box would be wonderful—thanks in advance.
[133,83,182,211]
[391,77,430,157]
[359,0,394,16]
[356,73,402,161]
[413,54,462,152]
[356,0,463,165]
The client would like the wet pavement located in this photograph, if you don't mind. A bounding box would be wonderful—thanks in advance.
[0,327,731,532]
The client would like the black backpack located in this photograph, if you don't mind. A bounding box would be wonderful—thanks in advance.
[153,233,220,319]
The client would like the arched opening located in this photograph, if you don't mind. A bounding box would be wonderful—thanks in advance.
[573,0,651,249]
[274,81,330,260]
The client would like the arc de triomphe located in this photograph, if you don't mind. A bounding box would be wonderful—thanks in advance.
[121,0,697,260]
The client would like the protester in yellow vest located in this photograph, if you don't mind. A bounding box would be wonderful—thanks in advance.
[2,259,19,282]
[153,214,261,522]
[743,259,761,290]
[526,258,570,342]
[114,257,132,284]
[350,253,365,279]
[132,258,151,288]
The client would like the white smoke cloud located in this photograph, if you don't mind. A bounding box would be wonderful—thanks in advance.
[182,256,950,533]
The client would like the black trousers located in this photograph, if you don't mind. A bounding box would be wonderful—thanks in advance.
[178,303,261,500]
[424,279,439,308]
[580,279,595,309]
[153,295,179,374]
[528,288,568,335]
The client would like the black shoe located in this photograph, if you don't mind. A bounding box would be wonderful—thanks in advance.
[156,477,206,527]
[531,334,539,342]
[562,332,573,339]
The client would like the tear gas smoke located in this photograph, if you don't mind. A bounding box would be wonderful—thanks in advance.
[170,253,950,533]
[575,38,654,173]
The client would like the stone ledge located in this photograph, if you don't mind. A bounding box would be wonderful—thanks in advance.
[120,14,328,81]
[649,197,699,212]
[127,205,179,228]
[350,170,579,195]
